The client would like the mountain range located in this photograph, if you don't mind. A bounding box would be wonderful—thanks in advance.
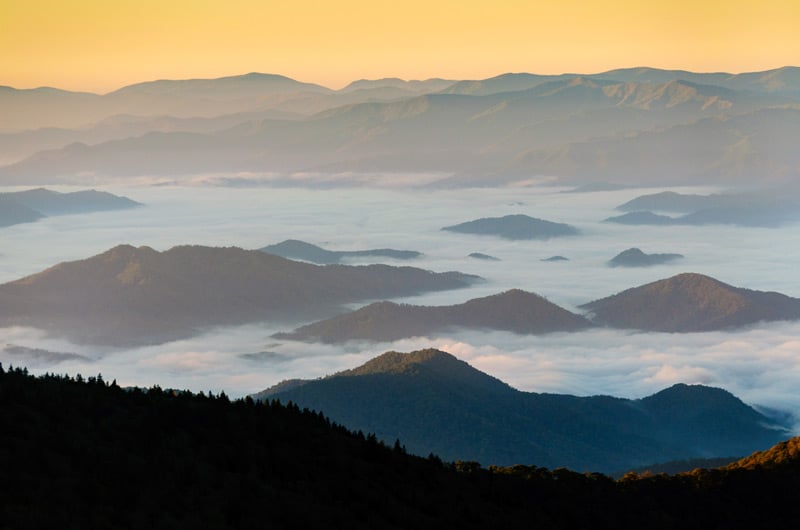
[2,67,799,186]
[607,189,800,227]
[274,289,591,343]
[0,244,477,346]
[3,246,797,346]
[274,272,800,341]
[255,348,786,472]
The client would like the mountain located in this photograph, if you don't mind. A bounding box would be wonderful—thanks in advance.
[614,189,800,227]
[259,239,421,264]
[255,349,786,472]
[468,252,500,261]
[109,72,331,99]
[604,211,677,225]
[0,187,141,215]
[616,191,722,213]
[442,214,579,240]
[608,247,684,267]
[0,188,139,228]
[340,77,456,93]
[0,245,478,346]
[1,344,90,365]
[580,273,800,332]
[4,69,799,186]
[499,108,800,186]
[5,364,800,529]
[274,290,592,343]
[0,195,44,227]
[0,73,333,132]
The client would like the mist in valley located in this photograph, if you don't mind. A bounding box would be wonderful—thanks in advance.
[2,183,799,429]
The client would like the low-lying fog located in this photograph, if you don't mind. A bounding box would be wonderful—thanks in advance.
[2,182,800,427]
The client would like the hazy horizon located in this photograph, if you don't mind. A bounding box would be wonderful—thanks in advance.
[3,1,798,93]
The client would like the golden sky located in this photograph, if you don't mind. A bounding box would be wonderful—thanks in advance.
[2,0,799,93]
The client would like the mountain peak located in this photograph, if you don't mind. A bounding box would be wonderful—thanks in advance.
[342,348,459,376]
[581,273,800,332]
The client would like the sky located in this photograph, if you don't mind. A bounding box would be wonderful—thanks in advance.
[2,0,799,93]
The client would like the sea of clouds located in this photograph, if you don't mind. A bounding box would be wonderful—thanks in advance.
[2,182,799,427]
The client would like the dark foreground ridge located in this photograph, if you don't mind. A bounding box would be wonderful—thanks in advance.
[255,349,786,471]
[3,363,800,529]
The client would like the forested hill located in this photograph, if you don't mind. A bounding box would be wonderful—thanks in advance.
[3,364,800,529]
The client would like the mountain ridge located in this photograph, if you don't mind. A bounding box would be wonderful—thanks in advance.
[255,348,787,471]
[0,244,478,346]
[581,272,800,331]
[275,289,592,343]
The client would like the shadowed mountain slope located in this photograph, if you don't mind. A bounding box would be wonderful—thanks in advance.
[0,245,477,346]
[581,273,800,331]
[255,349,786,472]
[274,289,592,343]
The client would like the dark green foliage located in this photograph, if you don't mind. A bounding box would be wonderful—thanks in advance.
[2,364,800,529]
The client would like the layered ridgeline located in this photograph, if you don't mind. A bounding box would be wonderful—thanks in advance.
[259,239,422,264]
[581,272,800,332]
[0,188,140,227]
[3,68,800,186]
[0,245,478,346]
[254,349,786,472]
[4,364,800,529]
[275,290,592,343]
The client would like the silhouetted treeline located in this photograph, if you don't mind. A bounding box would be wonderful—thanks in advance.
[2,364,800,529]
